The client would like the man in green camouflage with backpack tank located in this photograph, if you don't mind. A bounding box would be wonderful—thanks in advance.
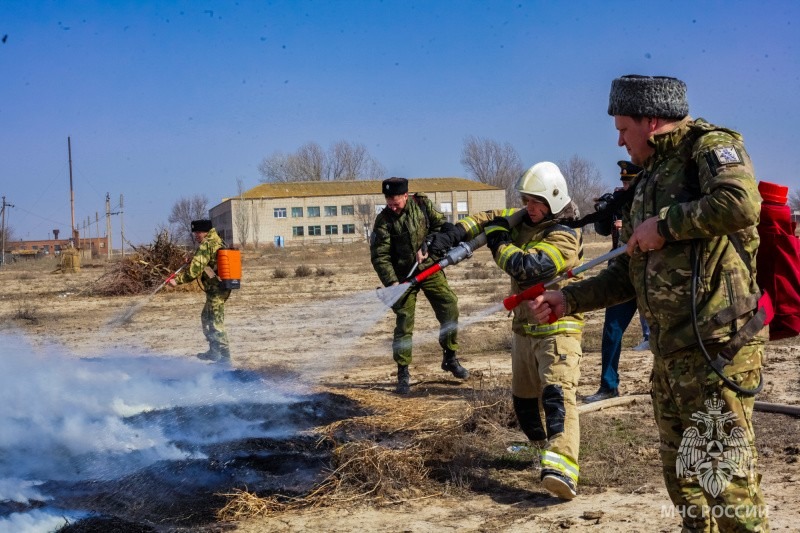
[532,75,769,531]
[168,219,232,363]
[370,177,469,394]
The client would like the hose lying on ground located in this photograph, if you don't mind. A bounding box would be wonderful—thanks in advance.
[578,394,800,417]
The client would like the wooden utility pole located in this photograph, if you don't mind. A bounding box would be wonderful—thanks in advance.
[119,193,125,257]
[1,196,13,266]
[105,193,112,258]
[68,137,78,246]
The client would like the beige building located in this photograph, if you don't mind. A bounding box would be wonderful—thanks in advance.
[209,178,506,247]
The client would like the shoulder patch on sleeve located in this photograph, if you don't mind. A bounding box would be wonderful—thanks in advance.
[712,146,742,166]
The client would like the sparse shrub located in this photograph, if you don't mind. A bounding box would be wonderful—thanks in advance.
[14,298,40,323]
[464,268,491,280]
[295,265,313,277]
[272,268,290,279]
[316,266,335,277]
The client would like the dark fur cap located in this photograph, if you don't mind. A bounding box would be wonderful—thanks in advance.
[382,177,408,196]
[608,75,689,119]
[191,219,213,232]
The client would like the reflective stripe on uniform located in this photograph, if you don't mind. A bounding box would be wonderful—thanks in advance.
[531,241,566,273]
[522,320,583,337]
[540,449,580,482]
[460,216,482,239]
[496,243,522,270]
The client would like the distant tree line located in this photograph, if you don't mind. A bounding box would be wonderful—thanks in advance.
[163,136,621,248]
[258,140,386,183]
[255,136,608,217]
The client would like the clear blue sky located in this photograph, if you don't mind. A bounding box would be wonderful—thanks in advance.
[2,1,798,245]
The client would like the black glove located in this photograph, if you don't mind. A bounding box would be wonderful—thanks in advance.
[427,222,467,256]
[485,217,512,254]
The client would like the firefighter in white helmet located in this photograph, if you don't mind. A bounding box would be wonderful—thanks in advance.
[429,161,584,499]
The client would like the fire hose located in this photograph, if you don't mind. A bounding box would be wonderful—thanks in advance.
[501,245,628,321]
[408,210,527,286]
[376,210,526,307]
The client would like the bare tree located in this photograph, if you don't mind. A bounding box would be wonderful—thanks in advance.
[557,155,607,218]
[257,151,292,183]
[293,142,327,181]
[250,200,261,249]
[234,179,251,248]
[168,195,209,245]
[354,196,379,240]
[329,141,386,180]
[460,135,524,206]
[790,188,800,213]
[258,140,386,183]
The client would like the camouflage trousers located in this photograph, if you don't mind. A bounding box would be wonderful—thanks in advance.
[390,271,458,366]
[651,342,769,532]
[511,332,582,484]
[201,288,231,356]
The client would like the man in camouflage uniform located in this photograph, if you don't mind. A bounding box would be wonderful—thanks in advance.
[168,219,232,363]
[370,177,468,395]
[432,162,585,500]
[532,75,769,530]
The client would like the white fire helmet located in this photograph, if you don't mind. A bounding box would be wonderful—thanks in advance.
[515,161,571,214]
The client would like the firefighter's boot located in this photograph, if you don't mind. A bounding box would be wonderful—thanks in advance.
[396,364,410,395]
[441,349,469,379]
[197,350,221,362]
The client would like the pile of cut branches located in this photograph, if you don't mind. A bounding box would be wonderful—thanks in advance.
[92,232,193,296]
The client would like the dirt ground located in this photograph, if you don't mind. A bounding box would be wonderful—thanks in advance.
[1,239,798,532]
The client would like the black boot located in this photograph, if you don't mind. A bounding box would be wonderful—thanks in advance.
[197,350,221,362]
[441,349,469,379]
[396,364,410,395]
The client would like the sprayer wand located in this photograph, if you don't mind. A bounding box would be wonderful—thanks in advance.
[158,263,188,293]
[501,245,628,321]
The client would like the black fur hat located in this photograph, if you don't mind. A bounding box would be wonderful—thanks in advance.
[608,75,689,119]
[382,177,408,196]
[191,219,212,232]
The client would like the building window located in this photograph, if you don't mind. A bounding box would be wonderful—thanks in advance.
[358,204,372,215]
[291,207,303,218]
[342,224,356,234]
[341,205,354,215]
[292,226,304,237]
[324,205,337,216]
[440,202,452,213]
[457,214,468,220]
[376,205,385,214]
[457,201,468,212]
[274,207,287,218]
[308,225,322,236]
[307,206,320,217]
[325,225,338,235]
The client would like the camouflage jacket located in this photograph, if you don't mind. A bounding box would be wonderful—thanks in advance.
[459,207,584,336]
[174,228,225,292]
[563,118,764,357]
[370,194,447,286]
